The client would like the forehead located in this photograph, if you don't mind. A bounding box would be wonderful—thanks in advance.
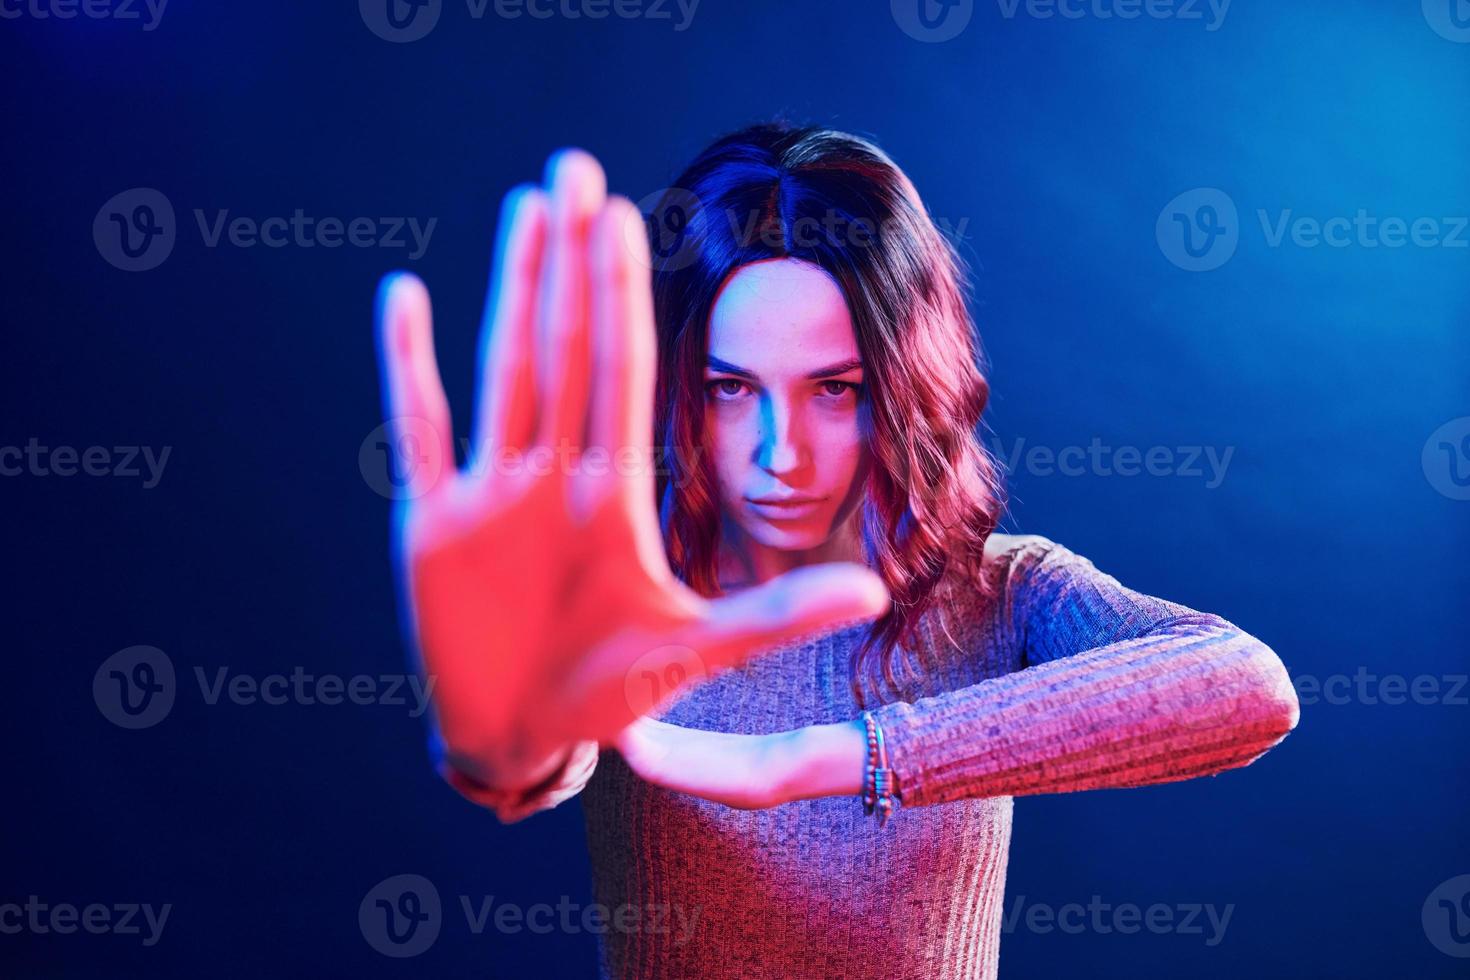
[706,258,858,370]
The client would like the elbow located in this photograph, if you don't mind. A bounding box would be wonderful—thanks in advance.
[1238,637,1301,743]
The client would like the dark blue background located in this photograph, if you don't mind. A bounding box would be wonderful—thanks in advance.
[4,1,1468,976]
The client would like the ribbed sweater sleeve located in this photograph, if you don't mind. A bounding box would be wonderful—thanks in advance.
[869,535,1301,810]
[440,739,600,824]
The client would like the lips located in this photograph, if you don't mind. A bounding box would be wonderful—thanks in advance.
[746,496,827,519]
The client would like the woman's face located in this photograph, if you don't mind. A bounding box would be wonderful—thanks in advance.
[703,257,872,555]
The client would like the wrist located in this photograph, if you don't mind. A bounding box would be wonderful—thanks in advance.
[778,719,868,803]
[444,724,573,793]
[513,739,576,789]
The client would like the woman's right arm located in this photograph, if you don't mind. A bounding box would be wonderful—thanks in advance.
[372,148,892,822]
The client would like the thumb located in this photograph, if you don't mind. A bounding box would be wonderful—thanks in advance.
[615,716,680,776]
[697,562,890,672]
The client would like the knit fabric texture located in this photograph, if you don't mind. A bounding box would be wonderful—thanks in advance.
[450,533,1301,979]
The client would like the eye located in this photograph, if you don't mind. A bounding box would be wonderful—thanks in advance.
[818,380,860,399]
[704,378,750,402]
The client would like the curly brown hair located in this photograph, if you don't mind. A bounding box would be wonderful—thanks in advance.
[648,122,1005,709]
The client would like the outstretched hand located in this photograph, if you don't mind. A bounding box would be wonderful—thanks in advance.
[374,148,891,789]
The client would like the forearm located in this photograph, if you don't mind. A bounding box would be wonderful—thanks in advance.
[867,621,1300,809]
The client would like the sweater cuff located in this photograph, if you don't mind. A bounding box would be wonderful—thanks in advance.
[869,699,930,808]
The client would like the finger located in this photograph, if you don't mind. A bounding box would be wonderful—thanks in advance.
[696,563,892,672]
[586,196,665,564]
[374,271,454,498]
[471,186,550,467]
[589,195,656,455]
[535,148,607,455]
[616,718,704,786]
[614,715,677,771]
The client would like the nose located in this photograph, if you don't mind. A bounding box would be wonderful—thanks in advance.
[757,394,804,476]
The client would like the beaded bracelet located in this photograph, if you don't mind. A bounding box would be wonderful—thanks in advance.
[860,710,900,827]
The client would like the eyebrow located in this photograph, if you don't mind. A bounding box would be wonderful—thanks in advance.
[706,355,864,380]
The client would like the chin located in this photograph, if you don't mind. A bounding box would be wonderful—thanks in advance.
[742,517,832,551]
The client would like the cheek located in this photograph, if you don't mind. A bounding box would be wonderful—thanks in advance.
[705,411,756,497]
[813,416,866,484]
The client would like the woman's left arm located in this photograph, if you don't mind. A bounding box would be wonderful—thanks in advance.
[620,535,1301,810]
[855,535,1302,810]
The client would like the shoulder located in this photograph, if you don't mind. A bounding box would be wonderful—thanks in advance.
[982,532,1055,563]
[978,532,1105,602]
[930,533,1099,623]
[931,533,1068,613]
[928,534,1058,599]
[921,534,1084,664]
[980,532,1075,577]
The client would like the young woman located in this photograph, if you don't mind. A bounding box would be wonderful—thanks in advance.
[373,123,1301,978]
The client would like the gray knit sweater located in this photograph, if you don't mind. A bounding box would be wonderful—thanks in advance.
[454,533,1301,979]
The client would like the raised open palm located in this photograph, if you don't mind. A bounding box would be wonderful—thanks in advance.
[374,149,890,791]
